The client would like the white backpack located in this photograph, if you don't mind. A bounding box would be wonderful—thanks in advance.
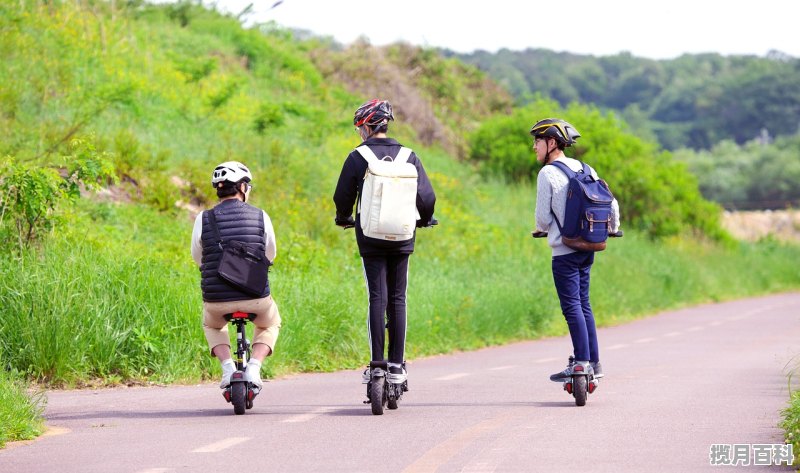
[356,145,420,241]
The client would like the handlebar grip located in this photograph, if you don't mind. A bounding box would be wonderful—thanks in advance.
[533,230,622,239]
[335,215,356,229]
[417,217,439,228]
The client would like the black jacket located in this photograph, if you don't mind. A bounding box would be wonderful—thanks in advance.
[333,137,436,256]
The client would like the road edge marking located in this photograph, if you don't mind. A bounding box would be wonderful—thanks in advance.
[192,437,250,453]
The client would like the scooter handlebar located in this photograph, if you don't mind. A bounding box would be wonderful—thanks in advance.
[531,230,624,238]
[418,217,439,228]
[335,216,439,230]
[335,215,356,229]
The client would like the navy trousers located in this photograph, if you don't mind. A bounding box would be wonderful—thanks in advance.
[551,251,599,363]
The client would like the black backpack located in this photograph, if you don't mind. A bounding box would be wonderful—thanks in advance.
[550,161,614,252]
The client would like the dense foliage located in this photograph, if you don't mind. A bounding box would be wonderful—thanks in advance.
[448,48,800,151]
[672,135,800,209]
[469,98,726,239]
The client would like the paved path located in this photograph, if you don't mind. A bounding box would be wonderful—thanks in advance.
[2,293,799,472]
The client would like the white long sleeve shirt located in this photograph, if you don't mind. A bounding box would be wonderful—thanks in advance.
[190,210,277,266]
[535,156,620,257]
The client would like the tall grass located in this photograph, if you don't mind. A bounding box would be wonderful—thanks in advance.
[0,366,45,448]
[781,359,800,469]
[2,179,799,387]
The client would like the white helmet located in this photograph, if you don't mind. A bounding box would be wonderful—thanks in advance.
[211,161,252,187]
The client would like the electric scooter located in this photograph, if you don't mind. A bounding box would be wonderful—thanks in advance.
[363,361,408,415]
[222,311,259,415]
[338,215,438,414]
[531,230,622,406]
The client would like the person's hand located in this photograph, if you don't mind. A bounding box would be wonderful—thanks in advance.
[417,217,439,228]
[335,215,355,229]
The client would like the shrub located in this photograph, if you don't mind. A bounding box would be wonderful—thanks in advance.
[0,138,116,249]
[468,98,727,239]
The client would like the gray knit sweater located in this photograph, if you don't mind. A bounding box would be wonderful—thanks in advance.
[535,156,621,257]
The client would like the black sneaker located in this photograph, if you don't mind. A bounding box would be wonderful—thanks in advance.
[591,362,604,379]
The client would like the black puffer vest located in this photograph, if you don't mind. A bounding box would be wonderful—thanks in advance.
[200,199,269,302]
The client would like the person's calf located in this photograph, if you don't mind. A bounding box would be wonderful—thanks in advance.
[251,342,271,362]
[212,344,232,362]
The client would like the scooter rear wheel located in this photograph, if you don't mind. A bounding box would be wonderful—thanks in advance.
[231,383,247,415]
[574,375,587,406]
[370,379,386,415]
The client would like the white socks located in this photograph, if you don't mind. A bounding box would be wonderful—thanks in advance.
[220,359,236,388]
[246,359,263,388]
[220,359,263,389]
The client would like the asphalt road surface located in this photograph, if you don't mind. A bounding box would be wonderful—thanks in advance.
[2,293,799,472]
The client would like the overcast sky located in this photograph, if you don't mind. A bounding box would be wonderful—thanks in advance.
[194,0,799,59]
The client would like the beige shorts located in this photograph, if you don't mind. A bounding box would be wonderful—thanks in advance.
[202,296,281,356]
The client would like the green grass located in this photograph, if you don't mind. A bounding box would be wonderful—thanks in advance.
[2,186,799,388]
[0,368,45,448]
[782,361,800,469]
[782,391,800,469]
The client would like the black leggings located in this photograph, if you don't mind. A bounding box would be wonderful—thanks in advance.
[362,254,410,364]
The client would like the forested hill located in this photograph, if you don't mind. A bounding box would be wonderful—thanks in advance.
[445,48,800,150]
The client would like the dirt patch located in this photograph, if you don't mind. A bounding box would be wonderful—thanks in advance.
[722,210,800,242]
[86,175,207,221]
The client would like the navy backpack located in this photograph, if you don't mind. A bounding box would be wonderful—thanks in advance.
[550,161,614,252]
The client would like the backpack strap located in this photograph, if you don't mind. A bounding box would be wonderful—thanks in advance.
[356,145,379,163]
[547,161,578,233]
[356,145,413,163]
[394,147,412,163]
[550,160,579,178]
[206,209,224,250]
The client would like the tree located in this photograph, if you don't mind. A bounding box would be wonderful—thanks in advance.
[0,138,116,251]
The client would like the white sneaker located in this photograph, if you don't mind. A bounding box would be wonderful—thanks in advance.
[387,363,407,384]
[246,360,263,389]
[220,360,236,389]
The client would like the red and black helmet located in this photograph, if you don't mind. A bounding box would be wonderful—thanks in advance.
[530,118,581,147]
[353,99,394,128]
